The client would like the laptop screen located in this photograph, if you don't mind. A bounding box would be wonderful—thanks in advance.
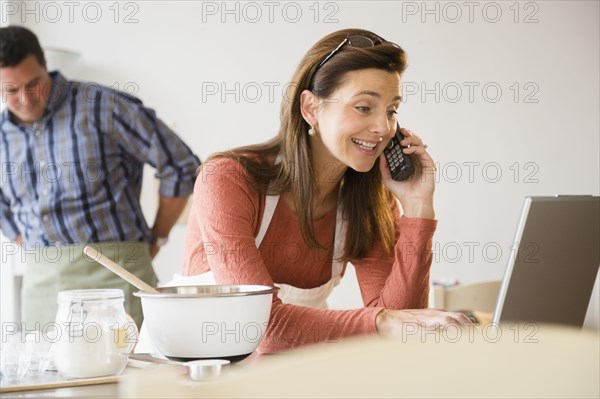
[492,196,600,327]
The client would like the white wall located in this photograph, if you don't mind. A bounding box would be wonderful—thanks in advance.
[2,1,598,324]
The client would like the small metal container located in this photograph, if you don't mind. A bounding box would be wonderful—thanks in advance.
[187,359,230,381]
[128,354,230,382]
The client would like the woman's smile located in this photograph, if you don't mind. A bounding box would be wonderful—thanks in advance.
[351,137,382,156]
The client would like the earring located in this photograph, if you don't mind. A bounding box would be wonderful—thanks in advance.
[308,126,315,136]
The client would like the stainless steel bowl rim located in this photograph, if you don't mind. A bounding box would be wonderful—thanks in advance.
[133,284,279,298]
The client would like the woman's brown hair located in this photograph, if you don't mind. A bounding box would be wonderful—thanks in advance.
[207,28,408,262]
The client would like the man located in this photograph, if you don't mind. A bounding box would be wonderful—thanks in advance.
[0,26,201,329]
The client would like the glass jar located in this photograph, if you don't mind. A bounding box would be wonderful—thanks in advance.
[54,289,136,379]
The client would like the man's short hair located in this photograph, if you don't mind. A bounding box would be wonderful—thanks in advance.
[0,25,46,68]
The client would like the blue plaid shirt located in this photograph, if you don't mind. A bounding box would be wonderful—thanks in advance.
[0,71,201,246]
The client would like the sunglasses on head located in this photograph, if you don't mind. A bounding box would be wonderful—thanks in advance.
[316,35,387,70]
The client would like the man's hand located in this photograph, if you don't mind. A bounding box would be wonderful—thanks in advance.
[15,235,23,245]
[148,196,189,261]
[148,243,160,260]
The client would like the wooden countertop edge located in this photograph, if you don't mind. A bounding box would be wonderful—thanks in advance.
[0,374,119,393]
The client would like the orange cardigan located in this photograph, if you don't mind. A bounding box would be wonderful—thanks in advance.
[182,157,437,353]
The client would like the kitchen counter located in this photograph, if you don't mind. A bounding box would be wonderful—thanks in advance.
[0,353,261,397]
[0,371,120,398]
[2,324,598,398]
[1,382,119,398]
[124,324,599,398]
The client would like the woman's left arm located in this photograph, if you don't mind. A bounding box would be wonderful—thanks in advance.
[353,127,437,308]
[353,202,436,309]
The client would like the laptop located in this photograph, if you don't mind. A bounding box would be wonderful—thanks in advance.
[492,195,600,327]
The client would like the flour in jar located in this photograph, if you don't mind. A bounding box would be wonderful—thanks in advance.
[54,325,130,379]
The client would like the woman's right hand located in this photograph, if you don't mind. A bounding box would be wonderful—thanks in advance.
[375,309,474,336]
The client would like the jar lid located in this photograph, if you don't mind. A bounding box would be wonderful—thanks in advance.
[57,289,124,303]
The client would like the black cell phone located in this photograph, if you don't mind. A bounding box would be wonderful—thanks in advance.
[383,123,415,181]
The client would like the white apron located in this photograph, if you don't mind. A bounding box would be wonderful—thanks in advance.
[135,195,347,353]
[168,194,347,308]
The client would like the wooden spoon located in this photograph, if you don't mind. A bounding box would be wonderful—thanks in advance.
[83,245,159,293]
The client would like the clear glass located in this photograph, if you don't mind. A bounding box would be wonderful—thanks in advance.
[1,330,33,384]
[0,351,31,383]
[28,352,53,378]
[54,289,137,379]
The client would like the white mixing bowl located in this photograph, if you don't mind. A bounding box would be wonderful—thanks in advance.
[134,285,278,362]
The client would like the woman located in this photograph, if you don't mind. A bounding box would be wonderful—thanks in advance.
[182,28,472,353]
